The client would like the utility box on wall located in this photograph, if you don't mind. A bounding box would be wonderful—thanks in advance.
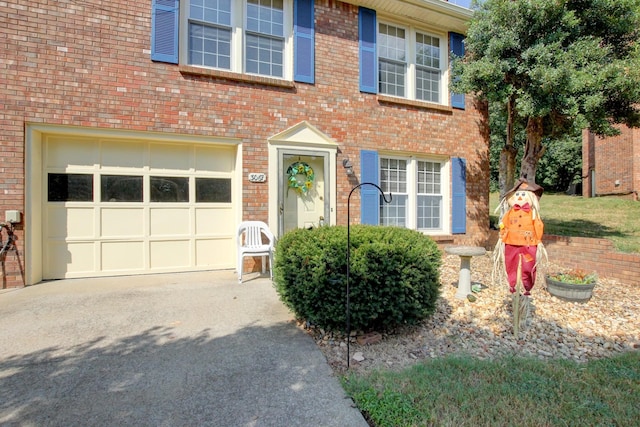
[5,210,21,223]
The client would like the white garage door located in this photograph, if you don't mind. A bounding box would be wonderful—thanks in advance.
[43,135,237,279]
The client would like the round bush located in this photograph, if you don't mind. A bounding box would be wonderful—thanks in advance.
[273,225,442,332]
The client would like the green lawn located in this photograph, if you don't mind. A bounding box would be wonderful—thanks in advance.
[490,193,640,253]
[342,352,640,427]
[341,193,640,426]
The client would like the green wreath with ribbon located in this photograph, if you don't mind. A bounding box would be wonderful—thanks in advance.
[287,162,315,195]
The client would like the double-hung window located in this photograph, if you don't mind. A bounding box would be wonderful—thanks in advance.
[188,0,233,69]
[415,33,441,103]
[416,160,442,229]
[380,158,408,226]
[184,0,290,78]
[379,157,445,232]
[152,0,315,82]
[359,8,463,107]
[245,0,285,77]
[377,22,445,103]
[378,24,406,98]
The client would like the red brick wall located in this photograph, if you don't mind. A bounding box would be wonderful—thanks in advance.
[583,126,640,199]
[1,0,488,287]
[487,231,640,287]
[543,235,640,287]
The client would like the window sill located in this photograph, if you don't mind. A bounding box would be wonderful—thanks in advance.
[377,94,453,114]
[179,65,296,89]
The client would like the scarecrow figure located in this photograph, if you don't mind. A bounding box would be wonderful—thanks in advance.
[494,179,546,296]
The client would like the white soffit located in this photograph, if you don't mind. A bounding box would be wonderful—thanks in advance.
[343,0,472,34]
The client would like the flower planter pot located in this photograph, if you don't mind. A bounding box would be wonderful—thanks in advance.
[545,275,595,302]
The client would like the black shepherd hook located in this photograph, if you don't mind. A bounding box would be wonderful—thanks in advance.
[346,183,392,369]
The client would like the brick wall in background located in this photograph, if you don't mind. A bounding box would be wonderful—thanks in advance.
[583,126,640,200]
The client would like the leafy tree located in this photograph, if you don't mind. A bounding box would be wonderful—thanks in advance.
[536,134,583,192]
[452,0,640,197]
[487,103,583,193]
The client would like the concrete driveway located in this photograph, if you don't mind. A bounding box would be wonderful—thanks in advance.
[0,271,368,427]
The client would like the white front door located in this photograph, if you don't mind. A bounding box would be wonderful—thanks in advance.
[280,153,329,234]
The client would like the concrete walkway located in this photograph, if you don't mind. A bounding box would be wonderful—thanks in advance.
[0,271,368,427]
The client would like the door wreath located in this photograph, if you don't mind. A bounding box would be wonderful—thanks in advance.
[287,162,314,195]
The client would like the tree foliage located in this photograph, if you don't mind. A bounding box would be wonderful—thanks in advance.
[487,101,583,193]
[452,0,640,195]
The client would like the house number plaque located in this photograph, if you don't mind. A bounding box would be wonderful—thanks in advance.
[248,173,266,183]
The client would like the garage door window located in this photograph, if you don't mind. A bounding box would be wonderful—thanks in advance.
[151,176,189,202]
[196,178,231,203]
[48,173,93,202]
[101,175,143,202]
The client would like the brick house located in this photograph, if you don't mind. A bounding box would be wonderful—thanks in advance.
[582,127,640,200]
[1,0,488,288]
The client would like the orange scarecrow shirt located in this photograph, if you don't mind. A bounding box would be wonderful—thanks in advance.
[499,203,543,247]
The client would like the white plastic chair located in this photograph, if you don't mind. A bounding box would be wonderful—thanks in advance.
[237,221,275,283]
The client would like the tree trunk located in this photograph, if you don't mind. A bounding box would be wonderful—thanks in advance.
[498,96,518,200]
[521,116,546,183]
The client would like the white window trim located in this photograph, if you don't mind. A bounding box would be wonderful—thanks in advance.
[178,0,294,81]
[380,155,451,235]
[377,20,448,105]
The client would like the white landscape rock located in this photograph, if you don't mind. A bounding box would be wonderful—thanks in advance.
[352,352,365,362]
[309,253,640,374]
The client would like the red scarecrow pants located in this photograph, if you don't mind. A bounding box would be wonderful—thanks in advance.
[504,244,538,295]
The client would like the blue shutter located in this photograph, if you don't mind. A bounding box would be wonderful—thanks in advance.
[451,157,467,234]
[360,150,380,224]
[151,0,179,63]
[294,0,315,83]
[358,7,377,94]
[449,32,465,109]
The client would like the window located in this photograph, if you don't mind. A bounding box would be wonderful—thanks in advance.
[380,158,407,227]
[101,175,143,202]
[152,0,313,82]
[379,157,444,231]
[188,0,232,69]
[48,173,93,202]
[246,0,284,77]
[150,176,189,202]
[196,178,232,202]
[415,33,441,103]
[184,0,290,78]
[377,21,445,103]
[359,8,460,105]
[417,161,442,229]
[378,24,406,97]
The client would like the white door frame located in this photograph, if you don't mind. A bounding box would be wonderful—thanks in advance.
[267,122,338,238]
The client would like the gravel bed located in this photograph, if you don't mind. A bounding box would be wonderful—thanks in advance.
[305,252,640,375]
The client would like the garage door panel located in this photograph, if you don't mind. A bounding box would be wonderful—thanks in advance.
[195,146,235,173]
[195,208,234,235]
[47,241,96,277]
[101,140,145,169]
[48,207,95,239]
[150,240,190,269]
[101,208,144,237]
[47,137,98,168]
[150,208,190,236]
[196,239,234,268]
[102,241,145,271]
[150,144,190,171]
[44,136,237,280]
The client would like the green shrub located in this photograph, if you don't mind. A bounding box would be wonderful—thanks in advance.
[273,225,442,332]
